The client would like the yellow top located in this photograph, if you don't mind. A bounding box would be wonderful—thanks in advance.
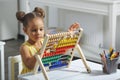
[21,39,43,74]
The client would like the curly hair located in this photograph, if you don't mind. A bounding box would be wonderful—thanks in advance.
[16,7,45,27]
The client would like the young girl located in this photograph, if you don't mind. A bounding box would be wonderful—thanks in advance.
[16,7,80,74]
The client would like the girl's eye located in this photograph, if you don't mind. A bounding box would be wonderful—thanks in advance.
[31,29,37,32]
[40,28,43,31]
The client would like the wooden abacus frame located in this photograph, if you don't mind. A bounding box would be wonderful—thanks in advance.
[33,28,91,80]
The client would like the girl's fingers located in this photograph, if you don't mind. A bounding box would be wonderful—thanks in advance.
[69,22,80,31]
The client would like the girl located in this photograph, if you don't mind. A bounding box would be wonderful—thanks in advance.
[16,7,79,74]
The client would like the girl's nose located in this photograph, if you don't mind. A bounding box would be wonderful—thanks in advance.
[37,30,41,34]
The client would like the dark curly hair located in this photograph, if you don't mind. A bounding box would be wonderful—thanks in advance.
[16,7,45,27]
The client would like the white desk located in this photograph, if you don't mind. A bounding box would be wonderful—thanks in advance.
[0,41,5,80]
[18,59,120,80]
[30,0,120,49]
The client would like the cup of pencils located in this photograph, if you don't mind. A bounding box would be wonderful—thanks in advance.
[100,47,119,74]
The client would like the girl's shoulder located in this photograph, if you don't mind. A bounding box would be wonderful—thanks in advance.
[20,41,30,49]
[20,41,32,51]
[22,41,31,46]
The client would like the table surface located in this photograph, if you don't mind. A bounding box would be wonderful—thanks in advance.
[18,59,120,80]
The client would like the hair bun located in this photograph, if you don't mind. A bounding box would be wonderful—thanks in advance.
[16,11,25,22]
[33,7,45,18]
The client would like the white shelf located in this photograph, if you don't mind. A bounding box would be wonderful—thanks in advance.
[0,41,5,80]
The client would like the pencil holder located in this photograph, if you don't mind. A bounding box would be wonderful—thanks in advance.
[102,57,119,74]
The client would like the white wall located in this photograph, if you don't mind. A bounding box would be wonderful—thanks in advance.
[0,0,18,40]
[58,9,104,48]
[116,17,120,51]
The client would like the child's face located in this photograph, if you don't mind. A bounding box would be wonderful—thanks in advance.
[24,17,44,42]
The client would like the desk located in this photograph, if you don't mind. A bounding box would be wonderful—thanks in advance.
[18,59,120,80]
[30,0,120,49]
[0,41,5,80]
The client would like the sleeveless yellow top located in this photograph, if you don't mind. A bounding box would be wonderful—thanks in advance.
[21,39,43,74]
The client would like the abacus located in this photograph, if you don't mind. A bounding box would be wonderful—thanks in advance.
[33,28,91,80]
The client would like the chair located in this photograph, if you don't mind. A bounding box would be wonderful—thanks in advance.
[8,55,22,80]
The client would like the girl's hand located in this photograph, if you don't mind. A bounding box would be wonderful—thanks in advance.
[68,22,80,32]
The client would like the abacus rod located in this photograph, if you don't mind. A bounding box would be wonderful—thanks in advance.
[67,49,75,68]
[40,34,49,57]
[76,44,91,73]
[76,28,83,44]
[35,55,49,80]
[68,28,83,67]
[33,60,39,74]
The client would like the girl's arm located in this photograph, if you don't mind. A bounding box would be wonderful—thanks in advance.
[20,45,36,69]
